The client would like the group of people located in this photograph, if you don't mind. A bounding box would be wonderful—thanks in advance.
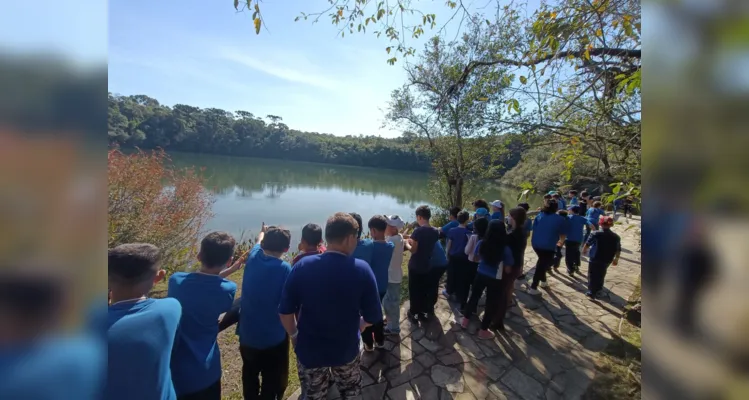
[107,190,622,400]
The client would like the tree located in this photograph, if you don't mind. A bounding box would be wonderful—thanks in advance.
[386,22,511,208]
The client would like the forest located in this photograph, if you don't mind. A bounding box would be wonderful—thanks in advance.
[108,93,435,171]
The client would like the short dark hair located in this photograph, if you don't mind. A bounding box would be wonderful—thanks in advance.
[542,198,559,214]
[368,215,388,232]
[449,207,461,218]
[472,199,489,210]
[580,190,589,198]
[326,212,359,243]
[200,232,236,267]
[593,201,603,208]
[517,202,530,211]
[570,205,581,214]
[543,194,552,200]
[262,226,291,253]
[569,190,578,196]
[415,205,431,220]
[457,210,470,224]
[301,223,323,246]
[552,193,560,199]
[349,212,364,238]
[109,243,162,284]
[558,209,568,217]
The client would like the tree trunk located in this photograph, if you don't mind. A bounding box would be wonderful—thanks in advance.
[454,177,464,208]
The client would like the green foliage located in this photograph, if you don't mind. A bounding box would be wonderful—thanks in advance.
[108,93,431,172]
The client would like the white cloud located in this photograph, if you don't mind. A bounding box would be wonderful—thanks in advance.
[217,47,341,91]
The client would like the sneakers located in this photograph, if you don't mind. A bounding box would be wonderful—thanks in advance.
[540,281,550,289]
[374,341,386,349]
[527,288,542,296]
[363,342,374,352]
[460,317,470,329]
[585,291,595,300]
[516,273,527,281]
[384,328,400,336]
[477,329,496,340]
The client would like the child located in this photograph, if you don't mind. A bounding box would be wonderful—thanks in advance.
[459,217,489,309]
[350,212,374,265]
[169,232,243,400]
[527,199,567,296]
[460,220,514,340]
[514,203,533,281]
[490,200,504,220]
[491,207,528,331]
[440,206,462,237]
[552,193,566,210]
[427,237,449,317]
[579,191,590,216]
[406,205,439,322]
[362,215,394,351]
[238,224,293,400]
[467,207,488,231]
[551,209,569,273]
[383,215,408,335]
[443,211,470,301]
[568,190,579,207]
[107,243,182,400]
[292,223,326,265]
[582,216,621,299]
[583,201,605,245]
[565,206,595,276]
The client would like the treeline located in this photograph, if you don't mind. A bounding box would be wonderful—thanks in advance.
[108,93,432,171]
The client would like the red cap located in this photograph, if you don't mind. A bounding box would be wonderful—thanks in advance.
[599,215,614,227]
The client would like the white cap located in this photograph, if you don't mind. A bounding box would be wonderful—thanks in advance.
[385,215,405,229]
[490,200,503,209]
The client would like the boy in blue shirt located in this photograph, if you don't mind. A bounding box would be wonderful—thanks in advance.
[279,213,382,400]
[528,200,567,296]
[568,190,579,207]
[583,201,605,245]
[443,210,470,301]
[107,243,182,400]
[168,232,244,400]
[552,193,566,210]
[565,206,595,276]
[239,224,293,400]
[361,215,394,351]
[349,212,374,265]
[440,206,461,237]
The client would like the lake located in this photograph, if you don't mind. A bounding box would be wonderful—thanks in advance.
[169,152,541,247]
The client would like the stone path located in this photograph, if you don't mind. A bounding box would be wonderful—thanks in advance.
[289,218,641,400]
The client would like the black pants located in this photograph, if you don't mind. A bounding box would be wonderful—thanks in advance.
[445,255,461,294]
[457,261,479,309]
[240,338,290,400]
[362,293,386,346]
[552,245,563,268]
[427,266,447,311]
[177,380,221,400]
[587,260,609,294]
[531,247,556,289]
[462,273,502,330]
[564,241,581,273]
[408,270,431,316]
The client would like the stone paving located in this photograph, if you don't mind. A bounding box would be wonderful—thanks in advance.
[289,218,641,400]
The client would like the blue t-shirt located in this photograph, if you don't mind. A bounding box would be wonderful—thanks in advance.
[239,244,292,349]
[107,298,181,400]
[557,198,567,209]
[279,252,381,368]
[351,239,375,265]
[566,215,590,243]
[408,225,439,273]
[431,240,448,268]
[524,217,533,236]
[168,272,236,395]
[475,241,515,279]
[446,226,470,257]
[586,207,605,227]
[0,335,104,400]
[490,211,503,220]
[371,241,395,295]
[569,196,579,206]
[441,220,459,235]
[531,212,567,251]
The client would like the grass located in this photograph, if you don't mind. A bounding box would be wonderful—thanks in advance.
[584,276,642,399]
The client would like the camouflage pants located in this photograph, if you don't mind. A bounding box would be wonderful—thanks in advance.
[297,354,362,400]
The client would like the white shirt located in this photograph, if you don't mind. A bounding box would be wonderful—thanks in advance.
[386,234,404,283]
[465,234,480,263]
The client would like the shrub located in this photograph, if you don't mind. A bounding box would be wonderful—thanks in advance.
[108,148,213,275]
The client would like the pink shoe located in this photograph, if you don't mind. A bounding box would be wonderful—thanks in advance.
[477,329,496,340]
[460,317,470,329]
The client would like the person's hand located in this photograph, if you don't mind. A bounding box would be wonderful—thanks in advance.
[557,240,564,247]
[233,250,249,268]
[612,259,618,266]
[359,317,368,332]
[261,222,268,233]
[504,266,512,274]
[291,334,298,348]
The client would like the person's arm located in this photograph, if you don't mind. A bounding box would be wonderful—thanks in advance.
[219,250,249,278]
[257,222,267,244]
[403,238,412,252]
[407,229,419,254]
[278,268,300,344]
[445,238,452,255]
[582,232,595,255]
[359,264,382,331]
[612,236,621,266]
[503,247,515,274]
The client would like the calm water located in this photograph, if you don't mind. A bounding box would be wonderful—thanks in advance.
[169,152,540,247]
